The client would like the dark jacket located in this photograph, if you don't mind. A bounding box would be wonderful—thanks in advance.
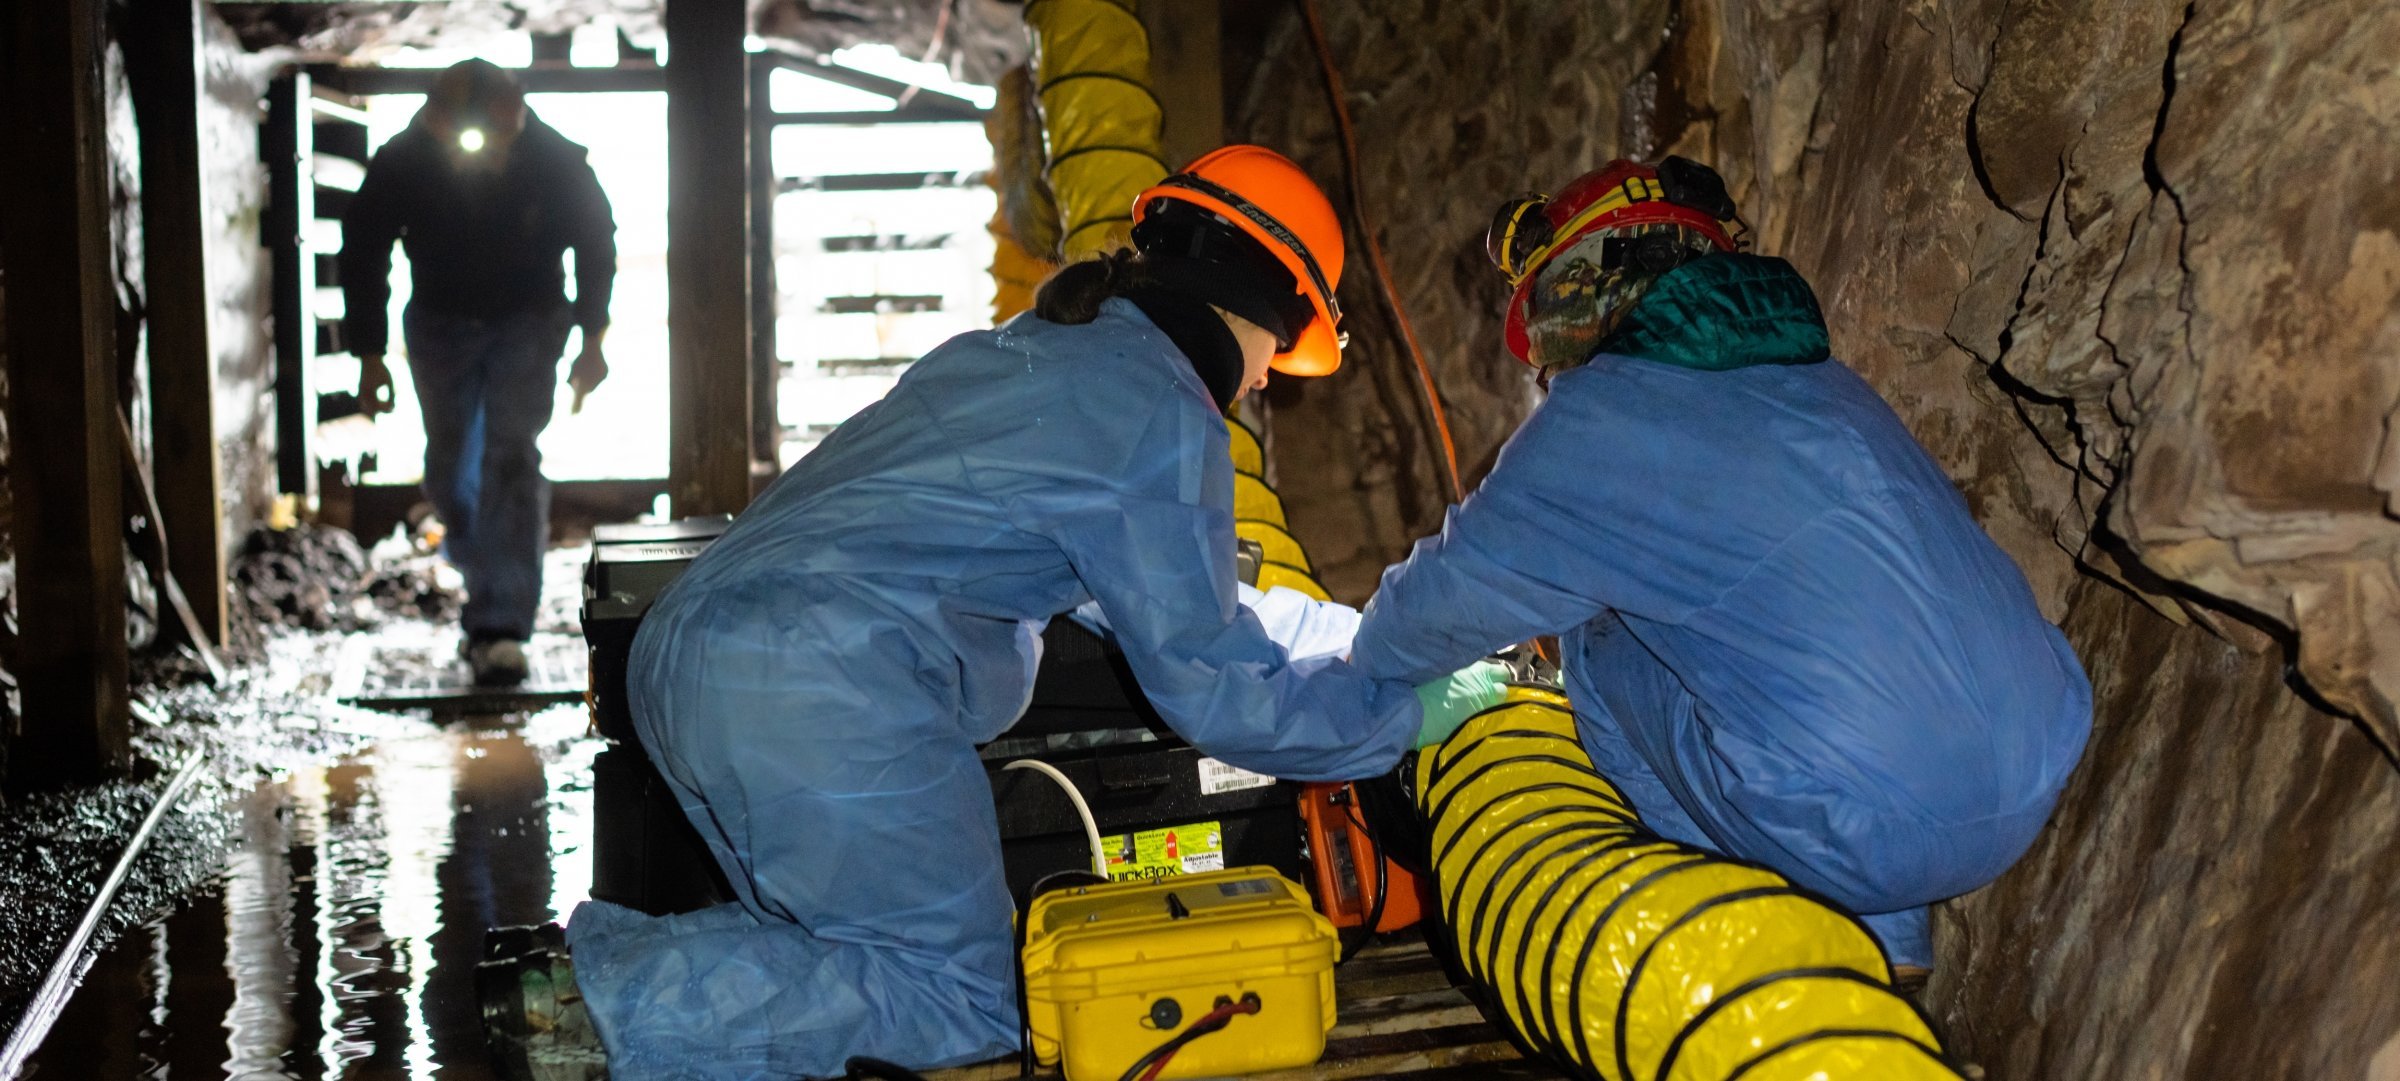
[339,115,615,356]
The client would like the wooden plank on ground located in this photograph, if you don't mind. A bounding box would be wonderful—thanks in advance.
[2,0,133,786]
[335,626,586,712]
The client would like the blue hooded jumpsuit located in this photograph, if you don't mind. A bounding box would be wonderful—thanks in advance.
[567,300,1423,1079]
[1350,257,2093,968]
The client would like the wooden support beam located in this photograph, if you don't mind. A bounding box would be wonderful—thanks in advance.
[309,64,671,96]
[765,109,987,126]
[1144,0,1225,168]
[753,48,986,119]
[749,56,782,469]
[128,0,228,648]
[666,0,755,516]
[263,74,317,501]
[3,0,133,785]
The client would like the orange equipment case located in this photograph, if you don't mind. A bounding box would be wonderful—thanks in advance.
[1297,781,1423,933]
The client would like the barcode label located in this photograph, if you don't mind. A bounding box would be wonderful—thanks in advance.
[1196,757,1276,795]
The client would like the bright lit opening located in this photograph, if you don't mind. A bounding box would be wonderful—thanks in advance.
[356,87,671,484]
[768,49,997,466]
[342,40,998,485]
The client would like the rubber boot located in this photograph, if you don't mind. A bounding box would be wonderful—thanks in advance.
[479,923,607,1081]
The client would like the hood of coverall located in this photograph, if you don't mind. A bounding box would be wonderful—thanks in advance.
[1588,252,1834,373]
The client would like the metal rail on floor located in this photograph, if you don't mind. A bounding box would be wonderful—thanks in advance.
[0,753,210,1080]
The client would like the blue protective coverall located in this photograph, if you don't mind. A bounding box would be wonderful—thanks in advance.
[1351,259,2092,968]
[568,300,1422,1079]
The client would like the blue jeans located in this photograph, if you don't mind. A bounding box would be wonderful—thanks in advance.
[402,302,570,641]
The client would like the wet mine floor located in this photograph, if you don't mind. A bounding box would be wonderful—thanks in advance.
[3,542,1549,1081]
[23,707,599,1081]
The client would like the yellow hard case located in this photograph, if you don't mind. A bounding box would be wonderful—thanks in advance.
[1021,866,1338,1081]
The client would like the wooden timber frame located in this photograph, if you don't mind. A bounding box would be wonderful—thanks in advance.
[666,0,757,517]
[262,75,315,501]
[744,47,990,472]
[127,0,228,647]
[2,0,134,785]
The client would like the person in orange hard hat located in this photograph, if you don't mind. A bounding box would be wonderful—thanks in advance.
[476,146,1452,1080]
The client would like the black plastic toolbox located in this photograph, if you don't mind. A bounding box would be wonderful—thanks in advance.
[583,516,735,915]
[584,515,731,744]
[983,618,1306,903]
[582,520,1304,915]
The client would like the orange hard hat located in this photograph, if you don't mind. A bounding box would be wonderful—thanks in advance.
[1134,145,1348,376]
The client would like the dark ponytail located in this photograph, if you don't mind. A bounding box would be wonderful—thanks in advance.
[1032,248,1155,325]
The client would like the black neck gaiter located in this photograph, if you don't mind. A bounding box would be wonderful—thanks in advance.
[1126,286,1245,412]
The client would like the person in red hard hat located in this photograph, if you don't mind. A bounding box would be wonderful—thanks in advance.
[1356,157,2094,977]
[474,146,1458,1081]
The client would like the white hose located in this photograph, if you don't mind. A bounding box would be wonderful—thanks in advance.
[1003,758,1107,878]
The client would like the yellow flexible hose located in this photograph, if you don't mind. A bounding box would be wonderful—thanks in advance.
[1413,694,1964,1081]
[1025,0,1169,259]
[1227,419,1334,602]
[988,217,1052,324]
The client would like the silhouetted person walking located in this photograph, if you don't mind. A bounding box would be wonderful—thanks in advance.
[341,60,616,685]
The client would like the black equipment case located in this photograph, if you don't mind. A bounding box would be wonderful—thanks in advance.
[584,516,737,915]
[582,517,1305,914]
[982,617,1305,903]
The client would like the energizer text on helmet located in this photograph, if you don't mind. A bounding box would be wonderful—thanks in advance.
[1156,172,1344,331]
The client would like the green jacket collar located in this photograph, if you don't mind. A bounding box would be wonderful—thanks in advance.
[1597,253,1831,371]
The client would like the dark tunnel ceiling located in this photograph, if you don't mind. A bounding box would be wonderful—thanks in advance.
[210,0,1031,83]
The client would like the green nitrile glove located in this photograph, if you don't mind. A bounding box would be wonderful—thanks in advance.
[1413,660,1513,749]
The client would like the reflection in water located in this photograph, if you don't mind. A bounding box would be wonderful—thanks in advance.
[29,708,600,1080]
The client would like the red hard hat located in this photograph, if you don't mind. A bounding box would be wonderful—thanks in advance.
[1492,159,1739,363]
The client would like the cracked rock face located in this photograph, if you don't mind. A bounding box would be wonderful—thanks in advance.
[1237,0,2400,1073]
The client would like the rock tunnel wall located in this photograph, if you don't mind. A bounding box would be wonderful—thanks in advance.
[201,11,284,546]
[1231,0,2400,1074]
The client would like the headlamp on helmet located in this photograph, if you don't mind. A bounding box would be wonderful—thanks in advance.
[1485,156,1742,286]
[1488,156,1746,365]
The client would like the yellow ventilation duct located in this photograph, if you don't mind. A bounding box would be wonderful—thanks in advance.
[1227,418,1332,601]
[1025,0,1169,259]
[1413,693,1965,1081]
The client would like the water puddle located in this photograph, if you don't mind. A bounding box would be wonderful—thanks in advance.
[25,707,600,1080]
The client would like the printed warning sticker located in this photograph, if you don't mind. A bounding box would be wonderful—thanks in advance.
[1196,757,1276,795]
[1103,820,1226,882]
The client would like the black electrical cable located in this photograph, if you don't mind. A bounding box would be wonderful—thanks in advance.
[1335,792,1388,965]
[1293,0,1462,503]
[1113,993,1261,1081]
[1018,869,1112,1076]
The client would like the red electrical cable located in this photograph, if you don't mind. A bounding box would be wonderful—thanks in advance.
[1120,997,1260,1081]
[1295,0,1465,505]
